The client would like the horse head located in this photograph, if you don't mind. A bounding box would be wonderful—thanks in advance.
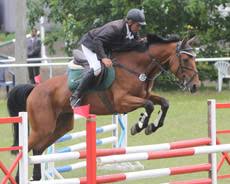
[171,36,201,93]
[147,35,201,93]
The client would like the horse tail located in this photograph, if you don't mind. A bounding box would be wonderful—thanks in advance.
[7,84,34,155]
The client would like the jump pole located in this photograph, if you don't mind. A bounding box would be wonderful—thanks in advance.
[96,144,230,165]
[41,113,128,179]
[19,112,29,184]
[208,99,217,184]
[84,99,225,184]
[29,137,212,164]
[0,112,29,184]
[86,114,97,184]
[215,100,230,179]
[25,99,229,183]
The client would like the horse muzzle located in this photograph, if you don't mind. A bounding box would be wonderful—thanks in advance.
[187,80,201,93]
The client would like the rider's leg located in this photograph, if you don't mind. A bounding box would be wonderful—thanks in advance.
[70,44,101,107]
[70,68,94,107]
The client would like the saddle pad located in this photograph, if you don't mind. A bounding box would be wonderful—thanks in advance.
[67,66,115,93]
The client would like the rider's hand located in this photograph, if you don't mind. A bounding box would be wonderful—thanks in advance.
[102,58,113,68]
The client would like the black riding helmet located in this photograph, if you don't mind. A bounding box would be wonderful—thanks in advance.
[126,8,146,26]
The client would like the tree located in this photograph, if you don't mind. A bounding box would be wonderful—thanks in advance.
[27,0,229,57]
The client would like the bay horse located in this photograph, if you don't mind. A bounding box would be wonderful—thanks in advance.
[7,34,200,182]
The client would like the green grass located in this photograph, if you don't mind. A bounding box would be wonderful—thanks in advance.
[0,89,230,183]
[0,32,15,42]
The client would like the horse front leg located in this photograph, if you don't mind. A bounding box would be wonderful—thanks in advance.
[145,93,169,135]
[130,100,154,135]
[114,94,154,136]
[116,94,154,135]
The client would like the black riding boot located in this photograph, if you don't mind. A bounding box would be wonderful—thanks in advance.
[70,69,94,107]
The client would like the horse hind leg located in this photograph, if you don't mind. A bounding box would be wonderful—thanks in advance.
[30,113,74,181]
[15,112,73,182]
[131,100,154,135]
[14,127,46,183]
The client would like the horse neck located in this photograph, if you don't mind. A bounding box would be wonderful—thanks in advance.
[114,51,151,71]
[149,42,177,64]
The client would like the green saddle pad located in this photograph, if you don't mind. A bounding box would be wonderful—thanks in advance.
[68,67,115,93]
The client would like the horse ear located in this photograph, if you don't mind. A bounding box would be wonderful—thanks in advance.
[180,37,188,49]
[187,36,197,46]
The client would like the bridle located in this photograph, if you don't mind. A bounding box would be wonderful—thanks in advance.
[173,42,199,90]
[113,41,198,90]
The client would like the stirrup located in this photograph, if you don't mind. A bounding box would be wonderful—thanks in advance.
[70,96,81,107]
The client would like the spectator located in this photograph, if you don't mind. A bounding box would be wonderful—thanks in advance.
[27,28,41,84]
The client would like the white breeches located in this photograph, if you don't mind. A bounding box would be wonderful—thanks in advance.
[81,44,101,76]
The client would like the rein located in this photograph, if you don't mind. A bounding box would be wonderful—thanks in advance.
[112,59,158,82]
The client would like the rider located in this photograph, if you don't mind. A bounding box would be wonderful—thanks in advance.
[70,8,146,107]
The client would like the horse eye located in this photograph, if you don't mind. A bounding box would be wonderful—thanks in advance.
[182,58,189,63]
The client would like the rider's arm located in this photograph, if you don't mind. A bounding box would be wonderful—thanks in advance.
[92,25,120,60]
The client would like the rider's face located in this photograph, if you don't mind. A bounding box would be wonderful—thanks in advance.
[130,22,141,33]
[31,29,38,37]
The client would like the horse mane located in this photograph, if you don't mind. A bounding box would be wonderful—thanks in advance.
[147,34,180,45]
[112,40,147,53]
[113,34,180,53]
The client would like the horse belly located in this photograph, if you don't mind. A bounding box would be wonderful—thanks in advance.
[82,93,113,115]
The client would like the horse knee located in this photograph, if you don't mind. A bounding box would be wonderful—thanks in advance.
[144,100,154,114]
[162,99,169,111]
[42,129,55,138]
[65,121,74,132]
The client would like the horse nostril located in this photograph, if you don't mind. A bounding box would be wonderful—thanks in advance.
[190,84,197,93]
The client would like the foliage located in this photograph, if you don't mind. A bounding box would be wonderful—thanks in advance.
[196,62,217,81]
[26,0,229,83]
[27,0,229,57]
[154,74,180,91]
[0,32,15,42]
[154,62,218,91]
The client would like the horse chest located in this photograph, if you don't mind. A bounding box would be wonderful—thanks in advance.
[129,83,148,97]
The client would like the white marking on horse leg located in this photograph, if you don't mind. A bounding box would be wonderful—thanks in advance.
[138,112,148,129]
[153,110,163,127]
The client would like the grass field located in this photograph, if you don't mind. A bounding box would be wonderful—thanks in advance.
[0,88,230,183]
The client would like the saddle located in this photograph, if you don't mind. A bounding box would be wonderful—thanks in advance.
[68,49,115,93]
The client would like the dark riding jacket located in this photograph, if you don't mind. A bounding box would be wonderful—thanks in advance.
[79,19,140,60]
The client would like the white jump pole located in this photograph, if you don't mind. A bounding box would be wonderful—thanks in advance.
[208,99,217,184]
[41,114,123,179]
[19,112,29,184]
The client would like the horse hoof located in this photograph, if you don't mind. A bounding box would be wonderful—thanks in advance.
[145,124,153,135]
[130,125,138,135]
[145,123,157,135]
[15,176,19,184]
